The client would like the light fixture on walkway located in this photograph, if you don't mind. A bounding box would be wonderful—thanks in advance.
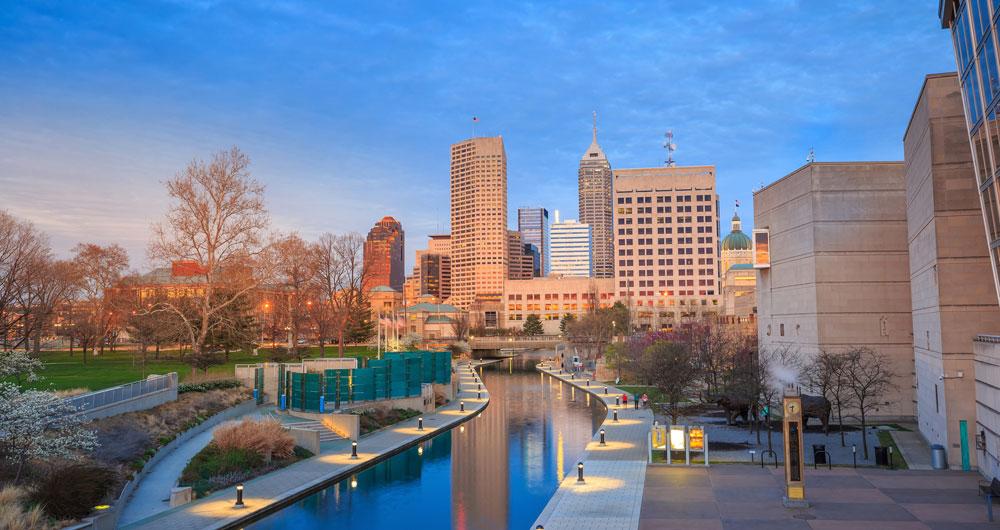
[351,441,358,459]
[613,410,619,422]
[460,401,465,412]
[235,483,245,508]
[418,417,424,430]
[599,429,606,446]
[615,396,620,406]
[604,387,608,395]
[577,462,585,483]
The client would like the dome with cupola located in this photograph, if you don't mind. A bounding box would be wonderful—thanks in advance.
[721,213,751,251]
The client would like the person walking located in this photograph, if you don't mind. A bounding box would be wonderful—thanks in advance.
[634,393,639,409]
[641,393,649,409]
[622,393,628,407]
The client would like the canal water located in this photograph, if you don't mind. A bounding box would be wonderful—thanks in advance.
[246,358,604,530]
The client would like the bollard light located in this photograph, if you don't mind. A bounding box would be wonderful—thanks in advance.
[235,483,245,508]
[478,383,482,390]
[586,380,590,387]
[460,401,465,412]
[577,461,585,483]
[613,409,619,422]
[615,396,620,406]
[599,428,606,446]
[478,391,482,399]
[604,387,608,395]
[418,417,424,431]
[536,526,544,529]
[852,444,857,468]
[351,441,358,459]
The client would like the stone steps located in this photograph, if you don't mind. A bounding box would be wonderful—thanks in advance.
[285,420,343,442]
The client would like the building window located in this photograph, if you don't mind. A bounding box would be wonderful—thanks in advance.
[779,323,784,336]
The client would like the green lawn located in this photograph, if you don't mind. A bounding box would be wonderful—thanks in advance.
[24,345,381,392]
[607,384,668,404]
[876,430,909,470]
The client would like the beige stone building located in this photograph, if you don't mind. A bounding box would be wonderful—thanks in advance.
[450,136,507,309]
[612,165,721,330]
[579,115,614,278]
[754,161,914,420]
[905,72,1000,469]
[410,234,451,302]
[503,275,616,334]
[720,211,756,321]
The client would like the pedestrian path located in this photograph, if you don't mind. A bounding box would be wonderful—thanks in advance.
[532,364,653,530]
[121,362,490,530]
[117,410,265,526]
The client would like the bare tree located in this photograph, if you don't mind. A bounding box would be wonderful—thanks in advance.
[71,243,129,361]
[0,212,49,349]
[148,147,271,361]
[803,350,855,446]
[755,345,801,452]
[18,258,78,354]
[640,339,700,424]
[273,234,317,351]
[311,233,367,356]
[842,346,896,459]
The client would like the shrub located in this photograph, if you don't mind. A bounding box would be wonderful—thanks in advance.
[178,379,242,394]
[212,418,294,461]
[30,462,117,520]
[0,485,50,530]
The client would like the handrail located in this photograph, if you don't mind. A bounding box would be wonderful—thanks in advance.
[65,372,177,412]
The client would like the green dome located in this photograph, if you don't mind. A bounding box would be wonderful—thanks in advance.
[722,229,751,251]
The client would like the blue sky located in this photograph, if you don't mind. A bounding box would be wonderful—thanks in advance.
[0,1,955,270]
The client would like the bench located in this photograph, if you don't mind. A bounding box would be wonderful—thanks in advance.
[979,477,1000,521]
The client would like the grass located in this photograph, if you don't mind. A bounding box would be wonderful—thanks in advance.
[22,345,379,391]
[876,430,909,470]
[611,384,667,404]
[356,408,423,435]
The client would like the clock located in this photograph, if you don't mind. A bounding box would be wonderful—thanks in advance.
[785,402,800,416]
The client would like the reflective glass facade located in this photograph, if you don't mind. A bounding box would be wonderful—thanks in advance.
[943,0,1000,301]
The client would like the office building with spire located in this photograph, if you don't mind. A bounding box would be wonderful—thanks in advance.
[579,113,614,279]
[449,136,507,309]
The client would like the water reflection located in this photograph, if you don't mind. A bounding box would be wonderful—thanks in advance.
[247,358,603,530]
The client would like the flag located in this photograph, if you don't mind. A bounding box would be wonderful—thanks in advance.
[472,116,479,123]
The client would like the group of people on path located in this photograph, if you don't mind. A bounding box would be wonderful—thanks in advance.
[622,392,649,409]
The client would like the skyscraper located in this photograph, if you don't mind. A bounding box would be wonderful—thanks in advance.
[517,207,549,276]
[613,165,720,328]
[362,216,405,292]
[579,113,613,278]
[450,136,507,309]
[549,211,592,277]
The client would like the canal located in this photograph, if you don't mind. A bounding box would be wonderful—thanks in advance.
[246,358,604,530]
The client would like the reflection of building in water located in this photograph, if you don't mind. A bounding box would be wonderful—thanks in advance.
[452,366,510,530]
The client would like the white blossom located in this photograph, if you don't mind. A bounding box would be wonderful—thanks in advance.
[0,350,43,383]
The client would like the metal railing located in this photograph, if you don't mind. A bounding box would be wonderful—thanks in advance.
[65,372,178,413]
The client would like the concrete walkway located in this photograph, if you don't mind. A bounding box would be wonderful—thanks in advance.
[532,365,654,530]
[890,428,934,470]
[120,362,489,530]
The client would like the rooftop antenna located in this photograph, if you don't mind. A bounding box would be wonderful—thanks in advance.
[806,147,815,164]
[664,130,677,167]
[592,110,598,142]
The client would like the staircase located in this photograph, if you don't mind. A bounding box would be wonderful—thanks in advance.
[284,420,343,443]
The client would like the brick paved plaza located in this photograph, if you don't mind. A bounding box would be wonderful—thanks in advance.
[640,465,994,529]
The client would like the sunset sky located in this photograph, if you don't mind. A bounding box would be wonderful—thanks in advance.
[0,1,955,269]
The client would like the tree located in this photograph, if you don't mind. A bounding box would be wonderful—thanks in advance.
[148,147,272,362]
[0,212,49,349]
[559,313,576,334]
[273,234,317,350]
[0,382,98,482]
[640,340,700,424]
[451,313,470,342]
[523,314,543,335]
[18,258,78,354]
[71,243,129,361]
[603,341,630,383]
[0,350,43,386]
[803,350,854,446]
[757,345,802,452]
[311,233,368,356]
[842,346,896,459]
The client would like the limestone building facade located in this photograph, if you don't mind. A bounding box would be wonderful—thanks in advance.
[754,162,915,420]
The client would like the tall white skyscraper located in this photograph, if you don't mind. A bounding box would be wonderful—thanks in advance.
[549,210,592,277]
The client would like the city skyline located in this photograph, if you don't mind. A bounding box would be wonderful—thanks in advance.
[0,2,955,271]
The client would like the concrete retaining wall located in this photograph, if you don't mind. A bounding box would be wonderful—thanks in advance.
[287,428,321,455]
[80,399,259,530]
[287,410,361,441]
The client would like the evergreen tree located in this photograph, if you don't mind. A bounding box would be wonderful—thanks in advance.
[344,298,375,343]
[559,313,576,334]
[523,314,544,335]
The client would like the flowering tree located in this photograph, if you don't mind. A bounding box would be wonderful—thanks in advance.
[0,383,98,481]
[0,350,43,385]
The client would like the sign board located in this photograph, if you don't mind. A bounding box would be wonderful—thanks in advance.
[689,426,705,450]
[651,425,667,450]
[752,229,770,269]
[669,426,687,450]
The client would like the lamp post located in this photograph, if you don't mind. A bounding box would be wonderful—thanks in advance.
[351,441,358,459]
[576,462,585,483]
[235,484,245,508]
[418,417,424,431]
[599,428,606,446]
[460,401,465,412]
[613,409,619,422]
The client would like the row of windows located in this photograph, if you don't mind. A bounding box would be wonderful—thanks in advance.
[616,193,714,205]
[616,294,718,306]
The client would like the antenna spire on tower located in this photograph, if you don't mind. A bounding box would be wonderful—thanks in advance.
[663,130,677,167]
[806,147,815,164]
[592,110,598,143]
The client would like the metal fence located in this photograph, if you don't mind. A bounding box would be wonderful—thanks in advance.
[65,372,178,413]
